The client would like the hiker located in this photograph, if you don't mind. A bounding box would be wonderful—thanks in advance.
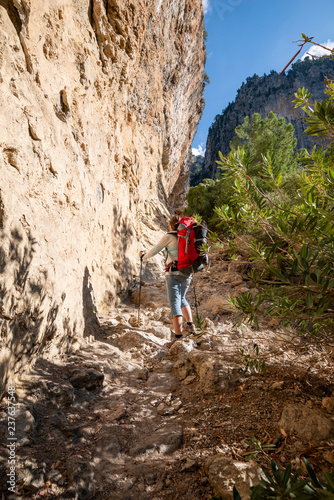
[139,215,195,346]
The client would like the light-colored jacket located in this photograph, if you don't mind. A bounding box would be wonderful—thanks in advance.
[142,232,178,266]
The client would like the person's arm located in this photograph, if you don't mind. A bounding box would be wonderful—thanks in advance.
[139,234,171,260]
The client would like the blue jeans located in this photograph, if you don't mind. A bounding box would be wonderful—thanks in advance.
[165,274,192,317]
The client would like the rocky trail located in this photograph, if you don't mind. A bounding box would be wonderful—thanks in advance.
[1,250,334,499]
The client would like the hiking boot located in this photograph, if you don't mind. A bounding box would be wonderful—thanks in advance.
[165,335,182,348]
[182,323,196,335]
[165,338,179,348]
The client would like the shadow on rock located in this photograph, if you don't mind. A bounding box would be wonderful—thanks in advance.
[0,227,71,399]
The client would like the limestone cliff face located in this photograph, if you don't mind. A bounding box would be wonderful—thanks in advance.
[0,0,205,393]
[205,58,332,178]
[189,152,205,186]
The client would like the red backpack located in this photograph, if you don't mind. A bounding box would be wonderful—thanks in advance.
[177,217,199,269]
[167,217,209,273]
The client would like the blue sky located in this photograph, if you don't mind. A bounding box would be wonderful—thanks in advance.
[192,0,334,155]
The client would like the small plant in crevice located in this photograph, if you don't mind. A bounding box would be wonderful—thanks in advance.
[243,435,276,462]
[193,314,208,337]
[239,344,267,374]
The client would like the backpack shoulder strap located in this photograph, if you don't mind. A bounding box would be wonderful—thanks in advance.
[164,231,177,266]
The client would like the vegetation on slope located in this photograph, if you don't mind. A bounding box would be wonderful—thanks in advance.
[187,48,334,338]
[187,111,304,226]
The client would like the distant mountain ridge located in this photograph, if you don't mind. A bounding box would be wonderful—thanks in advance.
[197,57,333,183]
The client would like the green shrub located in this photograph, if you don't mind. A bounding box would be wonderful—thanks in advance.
[186,112,304,232]
[229,111,305,177]
[233,459,334,499]
[216,83,334,337]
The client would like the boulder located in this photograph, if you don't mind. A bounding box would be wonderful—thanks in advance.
[167,339,195,362]
[188,351,239,395]
[167,340,195,380]
[173,357,194,380]
[205,455,262,500]
[278,403,334,443]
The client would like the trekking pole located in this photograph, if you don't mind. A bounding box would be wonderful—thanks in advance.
[193,278,199,319]
[138,254,144,326]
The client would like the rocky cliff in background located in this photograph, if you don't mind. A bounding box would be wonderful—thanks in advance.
[189,152,205,186]
[204,57,332,179]
[0,0,205,395]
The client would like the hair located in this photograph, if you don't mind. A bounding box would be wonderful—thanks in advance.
[169,215,180,231]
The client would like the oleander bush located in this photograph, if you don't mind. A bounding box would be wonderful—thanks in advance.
[216,81,334,337]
